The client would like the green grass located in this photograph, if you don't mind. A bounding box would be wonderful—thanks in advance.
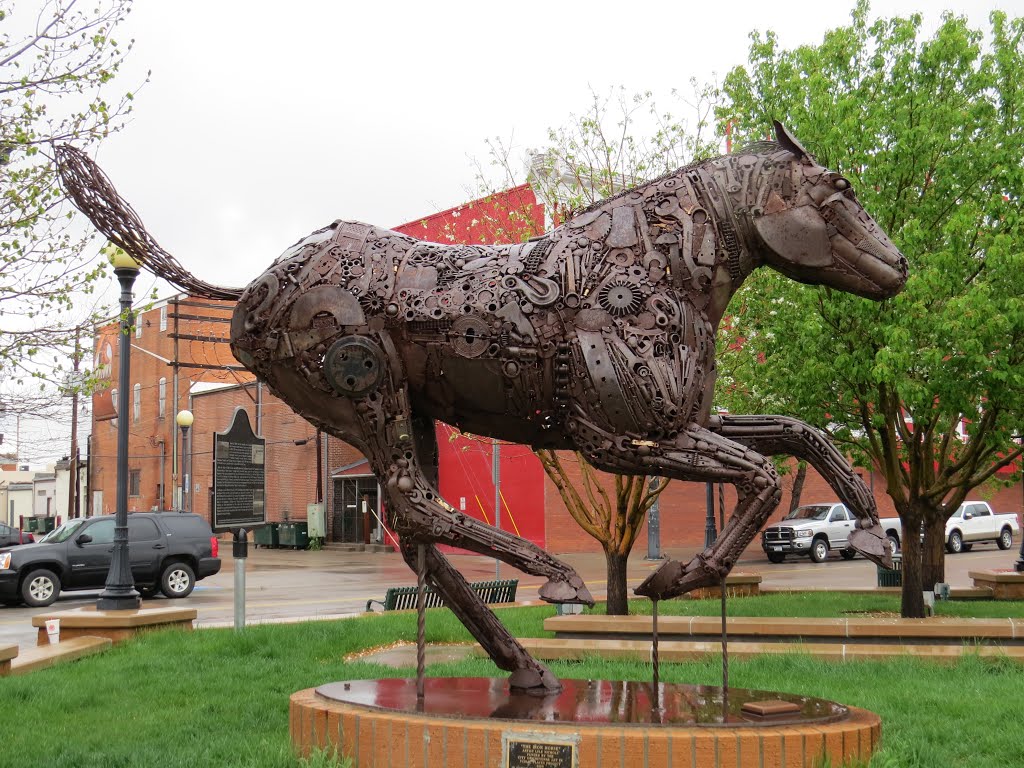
[0,598,1021,767]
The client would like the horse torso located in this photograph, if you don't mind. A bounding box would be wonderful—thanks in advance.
[234,155,768,449]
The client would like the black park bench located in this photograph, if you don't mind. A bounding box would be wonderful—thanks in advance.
[365,578,518,612]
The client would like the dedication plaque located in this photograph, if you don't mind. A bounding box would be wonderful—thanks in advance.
[502,731,578,768]
[212,407,266,533]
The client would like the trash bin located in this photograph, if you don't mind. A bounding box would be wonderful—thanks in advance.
[41,517,55,533]
[24,518,38,533]
[253,523,279,548]
[877,555,902,587]
[278,521,309,550]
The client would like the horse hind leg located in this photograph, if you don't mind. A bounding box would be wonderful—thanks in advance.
[575,420,782,601]
[400,414,593,606]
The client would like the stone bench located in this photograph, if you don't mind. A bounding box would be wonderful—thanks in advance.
[969,570,1024,599]
[689,571,762,599]
[543,614,1024,644]
[512,636,1024,664]
[0,636,112,676]
[0,644,17,675]
[31,605,197,646]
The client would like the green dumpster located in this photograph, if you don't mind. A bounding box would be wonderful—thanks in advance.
[24,518,38,533]
[41,517,56,533]
[877,555,902,587]
[278,521,309,550]
[253,523,279,548]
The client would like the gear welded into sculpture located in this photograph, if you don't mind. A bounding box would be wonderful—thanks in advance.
[55,122,908,693]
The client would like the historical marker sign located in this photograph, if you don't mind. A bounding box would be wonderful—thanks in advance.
[212,408,266,533]
[502,732,577,768]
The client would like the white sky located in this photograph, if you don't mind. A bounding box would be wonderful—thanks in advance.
[97,0,1019,293]
[11,0,1022,464]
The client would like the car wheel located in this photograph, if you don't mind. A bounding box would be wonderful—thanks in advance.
[767,551,785,564]
[947,530,963,554]
[998,527,1013,550]
[810,538,829,563]
[21,568,61,607]
[886,534,900,555]
[961,543,973,552]
[840,548,857,560]
[160,562,195,599]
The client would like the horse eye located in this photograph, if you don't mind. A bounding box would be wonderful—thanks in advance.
[834,178,850,191]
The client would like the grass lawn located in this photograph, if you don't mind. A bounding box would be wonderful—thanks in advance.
[1,597,1021,767]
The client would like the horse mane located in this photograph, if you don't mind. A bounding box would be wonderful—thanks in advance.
[571,140,786,217]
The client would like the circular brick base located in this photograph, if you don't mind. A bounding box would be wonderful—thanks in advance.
[290,679,881,767]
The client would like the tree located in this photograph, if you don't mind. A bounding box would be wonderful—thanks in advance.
[717,3,1024,617]
[457,88,717,614]
[536,450,667,614]
[0,0,138,386]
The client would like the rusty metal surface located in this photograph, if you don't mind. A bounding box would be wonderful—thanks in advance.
[314,677,849,727]
[56,122,907,693]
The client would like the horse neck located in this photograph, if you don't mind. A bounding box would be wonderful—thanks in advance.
[662,154,764,328]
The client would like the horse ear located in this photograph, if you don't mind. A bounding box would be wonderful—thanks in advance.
[773,121,810,161]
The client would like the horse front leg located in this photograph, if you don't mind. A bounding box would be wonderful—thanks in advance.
[707,414,893,567]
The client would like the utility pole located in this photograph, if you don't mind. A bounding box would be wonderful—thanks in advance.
[67,327,81,519]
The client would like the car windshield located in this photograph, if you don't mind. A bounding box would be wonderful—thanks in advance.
[37,518,87,543]
[784,505,832,521]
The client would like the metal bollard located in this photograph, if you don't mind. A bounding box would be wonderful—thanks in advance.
[233,528,248,631]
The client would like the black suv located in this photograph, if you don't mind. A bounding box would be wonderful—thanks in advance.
[0,512,221,607]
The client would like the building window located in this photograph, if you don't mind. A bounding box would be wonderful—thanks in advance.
[158,377,167,418]
[135,314,142,338]
[159,305,168,332]
[111,388,118,427]
[129,469,141,497]
[133,383,141,422]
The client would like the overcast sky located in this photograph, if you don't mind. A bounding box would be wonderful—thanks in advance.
[97,0,1019,295]
[12,0,1022,464]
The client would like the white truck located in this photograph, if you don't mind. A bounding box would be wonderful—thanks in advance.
[879,501,1019,555]
[761,503,862,563]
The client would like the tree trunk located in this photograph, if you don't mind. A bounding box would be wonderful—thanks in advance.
[921,515,947,589]
[789,461,808,513]
[899,506,925,618]
[605,550,630,615]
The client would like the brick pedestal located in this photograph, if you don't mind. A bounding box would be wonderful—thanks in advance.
[290,678,881,768]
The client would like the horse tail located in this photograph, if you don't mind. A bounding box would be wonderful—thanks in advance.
[54,143,243,301]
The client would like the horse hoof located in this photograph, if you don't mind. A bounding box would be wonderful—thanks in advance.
[849,525,893,569]
[634,559,685,600]
[509,665,562,694]
[538,577,595,607]
[635,558,722,600]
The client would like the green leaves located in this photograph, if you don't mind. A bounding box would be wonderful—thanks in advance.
[0,0,140,390]
[718,6,1024,516]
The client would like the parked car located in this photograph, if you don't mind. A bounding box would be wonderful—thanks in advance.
[0,512,220,607]
[876,501,1019,555]
[761,503,860,563]
[0,522,33,548]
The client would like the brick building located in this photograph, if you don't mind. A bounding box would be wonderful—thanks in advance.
[90,187,1024,554]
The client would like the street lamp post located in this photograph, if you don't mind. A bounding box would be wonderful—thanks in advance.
[97,245,142,610]
[176,410,194,513]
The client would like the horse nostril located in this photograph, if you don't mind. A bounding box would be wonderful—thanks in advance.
[898,256,909,275]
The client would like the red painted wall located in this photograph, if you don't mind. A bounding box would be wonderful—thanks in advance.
[436,424,546,551]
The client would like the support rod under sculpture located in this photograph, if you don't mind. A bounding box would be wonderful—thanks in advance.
[55,122,907,693]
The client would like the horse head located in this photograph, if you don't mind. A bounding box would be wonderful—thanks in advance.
[750,122,907,300]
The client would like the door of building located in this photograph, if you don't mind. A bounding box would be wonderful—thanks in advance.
[331,477,379,543]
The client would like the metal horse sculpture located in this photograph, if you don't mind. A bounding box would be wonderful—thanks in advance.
[56,122,907,693]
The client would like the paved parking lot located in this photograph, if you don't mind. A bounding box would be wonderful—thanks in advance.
[0,542,1017,650]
